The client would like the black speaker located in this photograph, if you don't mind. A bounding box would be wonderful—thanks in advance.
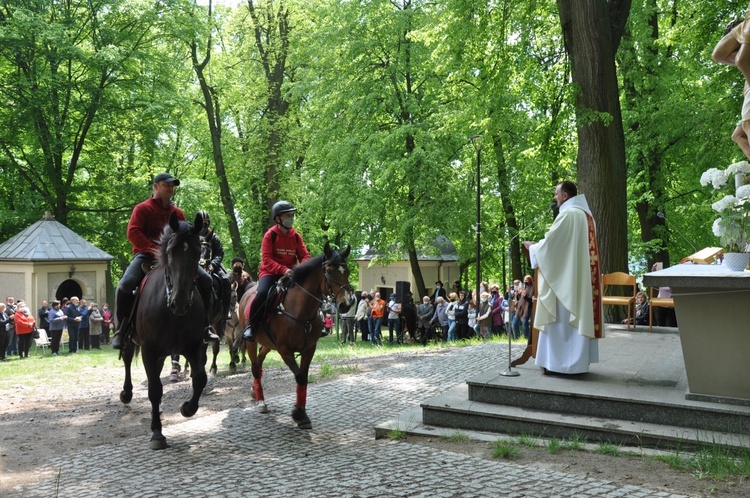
[395,281,411,303]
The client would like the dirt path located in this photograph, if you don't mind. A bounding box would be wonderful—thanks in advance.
[0,350,746,497]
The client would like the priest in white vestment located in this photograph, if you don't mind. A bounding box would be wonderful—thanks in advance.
[525,181,604,375]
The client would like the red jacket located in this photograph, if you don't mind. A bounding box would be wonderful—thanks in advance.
[127,196,186,255]
[14,310,36,335]
[258,225,311,279]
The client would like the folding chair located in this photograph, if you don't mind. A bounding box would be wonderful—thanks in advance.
[34,329,52,354]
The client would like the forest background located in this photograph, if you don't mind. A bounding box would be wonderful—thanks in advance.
[0,0,743,302]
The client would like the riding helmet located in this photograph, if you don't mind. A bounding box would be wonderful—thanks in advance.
[198,210,210,225]
[271,201,297,220]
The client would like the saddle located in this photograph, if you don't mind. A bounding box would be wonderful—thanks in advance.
[243,278,289,324]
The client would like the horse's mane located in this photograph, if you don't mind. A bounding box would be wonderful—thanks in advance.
[291,248,347,283]
[155,219,193,267]
[290,254,324,283]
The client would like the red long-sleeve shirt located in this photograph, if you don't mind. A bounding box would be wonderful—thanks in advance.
[258,225,311,279]
[127,196,186,255]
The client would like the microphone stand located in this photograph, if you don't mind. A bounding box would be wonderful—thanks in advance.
[501,204,556,377]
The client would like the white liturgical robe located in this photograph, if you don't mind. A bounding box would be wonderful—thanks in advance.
[529,194,603,374]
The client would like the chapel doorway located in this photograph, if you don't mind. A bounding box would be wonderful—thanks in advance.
[56,279,83,301]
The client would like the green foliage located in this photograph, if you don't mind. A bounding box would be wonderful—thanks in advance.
[440,432,470,443]
[492,440,520,459]
[0,0,741,291]
[594,442,623,456]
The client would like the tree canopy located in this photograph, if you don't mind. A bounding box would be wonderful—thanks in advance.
[0,0,743,295]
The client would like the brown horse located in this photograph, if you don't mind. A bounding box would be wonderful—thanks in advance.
[239,242,354,429]
[119,211,208,450]
[224,287,246,373]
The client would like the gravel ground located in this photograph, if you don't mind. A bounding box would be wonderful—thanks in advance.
[0,346,747,497]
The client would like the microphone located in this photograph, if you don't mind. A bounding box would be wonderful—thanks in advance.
[657,211,697,253]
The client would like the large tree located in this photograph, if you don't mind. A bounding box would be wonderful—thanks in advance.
[0,0,173,225]
[557,0,631,274]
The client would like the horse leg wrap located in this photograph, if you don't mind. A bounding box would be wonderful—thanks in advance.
[296,384,307,409]
[253,378,264,401]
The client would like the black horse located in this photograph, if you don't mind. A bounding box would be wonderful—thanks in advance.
[119,211,209,450]
[168,227,229,380]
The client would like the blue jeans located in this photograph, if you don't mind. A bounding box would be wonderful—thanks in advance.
[447,319,457,341]
[511,316,522,340]
[368,316,383,344]
[387,318,401,343]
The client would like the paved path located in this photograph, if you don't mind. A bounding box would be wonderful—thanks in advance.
[16,343,686,497]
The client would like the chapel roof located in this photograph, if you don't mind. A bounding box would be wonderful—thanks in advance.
[0,211,114,262]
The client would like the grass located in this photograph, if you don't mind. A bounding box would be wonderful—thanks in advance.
[440,432,470,443]
[492,434,750,483]
[654,446,750,480]
[492,440,520,459]
[387,429,406,440]
[0,331,517,390]
[594,442,623,456]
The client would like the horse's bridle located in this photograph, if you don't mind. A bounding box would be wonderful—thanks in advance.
[163,234,196,309]
[322,259,354,301]
[199,238,212,270]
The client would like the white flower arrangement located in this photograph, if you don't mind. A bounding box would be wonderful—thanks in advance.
[703,161,750,253]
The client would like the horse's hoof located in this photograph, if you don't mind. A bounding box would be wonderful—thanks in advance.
[150,436,168,450]
[181,401,198,418]
[169,373,179,383]
[120,390,132,404]
[257,402,269,414]
[229,364,237,374]
[292,407,311,429]
[209,367,217,376]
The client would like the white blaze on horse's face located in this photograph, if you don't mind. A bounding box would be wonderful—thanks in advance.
[337,265,346,274]
[182,242,189,252]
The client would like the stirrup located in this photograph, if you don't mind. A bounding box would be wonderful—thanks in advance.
[203,327,220,344]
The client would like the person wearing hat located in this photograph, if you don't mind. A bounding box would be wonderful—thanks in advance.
[242,201,311,342]
[112,173,218,349]
[197,209,232,320]
[229,257,253,300]
[431,280,447,303]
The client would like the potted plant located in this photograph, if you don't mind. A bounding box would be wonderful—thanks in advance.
[701,161,750,270]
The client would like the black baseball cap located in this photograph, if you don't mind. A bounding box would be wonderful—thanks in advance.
[153,172,180,185]
[231,257,244,265]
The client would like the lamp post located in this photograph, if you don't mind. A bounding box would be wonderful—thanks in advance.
[470,135,482,306]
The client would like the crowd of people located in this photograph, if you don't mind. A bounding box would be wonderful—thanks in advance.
[0,295,113,360]
[342,279,536,347]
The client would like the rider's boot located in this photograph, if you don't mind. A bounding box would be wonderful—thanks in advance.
[221,274,232,320]
[111,330,123,350]
[242,321,255,342]
[201,297,220,344]
[111,317,129,350]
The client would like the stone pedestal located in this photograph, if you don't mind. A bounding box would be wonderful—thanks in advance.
[644,263,750,404]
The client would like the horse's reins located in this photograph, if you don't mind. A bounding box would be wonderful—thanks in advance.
[273,258,354,349]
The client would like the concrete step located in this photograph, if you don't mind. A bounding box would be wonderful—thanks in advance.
[416,384,750,452]
[466,377,750,436]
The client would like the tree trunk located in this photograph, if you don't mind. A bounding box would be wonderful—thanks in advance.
[557,0,630,277]
[191,3,245,261]
[490,133,523,288]
[248,0,291,228]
